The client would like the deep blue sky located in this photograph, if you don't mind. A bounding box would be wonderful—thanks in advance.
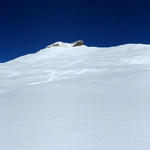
[0,0,150,62]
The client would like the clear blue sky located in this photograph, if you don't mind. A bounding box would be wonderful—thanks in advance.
[0,0,150,62]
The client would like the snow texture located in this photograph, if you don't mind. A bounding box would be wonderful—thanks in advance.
[1,42,150,150]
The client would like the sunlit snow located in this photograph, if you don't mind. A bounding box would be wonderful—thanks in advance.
[0,42,150,150]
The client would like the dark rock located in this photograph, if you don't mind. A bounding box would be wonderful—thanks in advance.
[52,43,60,47]
[73,41,84,47]
[46,41,85,48]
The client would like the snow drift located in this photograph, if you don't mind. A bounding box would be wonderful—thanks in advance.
[0,42,150,150]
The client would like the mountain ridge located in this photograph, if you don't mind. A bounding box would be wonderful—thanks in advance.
[1,42,150,65]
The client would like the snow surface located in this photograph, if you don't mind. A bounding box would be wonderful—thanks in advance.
[1,43,150,149]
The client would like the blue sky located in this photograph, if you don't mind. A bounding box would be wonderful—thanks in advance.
[0,0,150,62]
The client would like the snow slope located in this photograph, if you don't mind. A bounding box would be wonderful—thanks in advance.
[1,42,150,150]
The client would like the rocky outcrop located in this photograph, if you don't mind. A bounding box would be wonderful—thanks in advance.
[46,41,85,48]
[51,43,60,47]
[46,42,62,48]
[73,41,84,47]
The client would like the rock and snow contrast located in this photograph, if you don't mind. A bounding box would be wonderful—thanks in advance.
[1,41,150,150]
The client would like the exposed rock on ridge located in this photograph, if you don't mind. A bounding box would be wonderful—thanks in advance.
[73,40,84,47]
[46,40,85,48]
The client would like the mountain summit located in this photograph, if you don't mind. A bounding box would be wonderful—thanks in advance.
[46,40,84,48]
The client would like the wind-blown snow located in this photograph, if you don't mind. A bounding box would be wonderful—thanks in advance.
[1,43,150,150]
